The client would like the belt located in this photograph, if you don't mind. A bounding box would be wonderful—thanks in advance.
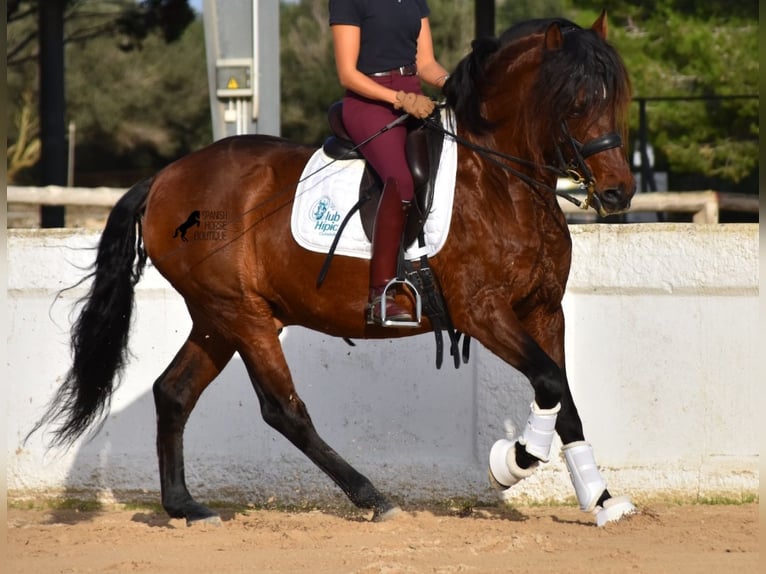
[369,63,417,77]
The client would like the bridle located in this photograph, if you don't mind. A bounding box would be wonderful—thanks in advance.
[424,110,623,216]
[557,120,623,215]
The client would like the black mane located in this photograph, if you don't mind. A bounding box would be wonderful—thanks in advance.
[443,17,630,140]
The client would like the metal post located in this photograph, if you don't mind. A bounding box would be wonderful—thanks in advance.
[203,0,279,140]
[638,99,657,193]
[67,121,76,187]
[39,0,67,227]
[475,0,495,39]
[638,98,648,192]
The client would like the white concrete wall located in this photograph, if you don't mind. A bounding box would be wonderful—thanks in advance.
[6,224,759,507]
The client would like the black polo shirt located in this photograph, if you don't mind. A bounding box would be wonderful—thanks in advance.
[329,0,430,74]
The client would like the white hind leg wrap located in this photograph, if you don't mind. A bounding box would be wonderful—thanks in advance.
[488,401,560,489]
[562,441,607,512]
[518,401,560,462]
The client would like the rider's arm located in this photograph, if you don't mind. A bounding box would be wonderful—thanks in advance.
[415,18,450,88]
[332,24,400,105]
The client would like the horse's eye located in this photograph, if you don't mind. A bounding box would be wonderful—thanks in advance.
[569,104,586,118]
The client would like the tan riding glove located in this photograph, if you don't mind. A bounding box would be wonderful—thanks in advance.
[393,91,435,119]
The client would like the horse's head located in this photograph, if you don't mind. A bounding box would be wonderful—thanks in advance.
[444,11,635,216]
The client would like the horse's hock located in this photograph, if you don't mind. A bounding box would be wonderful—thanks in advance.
[7,224,759,506]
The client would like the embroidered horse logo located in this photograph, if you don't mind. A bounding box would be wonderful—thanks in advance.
[173,210,201,241]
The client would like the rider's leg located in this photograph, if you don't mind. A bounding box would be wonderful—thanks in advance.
[342,78,419,325]
[368,178,412,323]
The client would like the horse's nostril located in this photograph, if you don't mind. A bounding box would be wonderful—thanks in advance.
[598,187,632,214]
[601,188,623,206]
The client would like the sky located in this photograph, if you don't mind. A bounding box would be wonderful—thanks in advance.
[190,0,298,11]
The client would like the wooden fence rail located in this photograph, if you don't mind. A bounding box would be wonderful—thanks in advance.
[7,185,759,226]
[8,185,124,207]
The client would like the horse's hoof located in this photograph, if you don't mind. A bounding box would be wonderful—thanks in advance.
[594,495,636,527]
[186,513,223,527]
[372,505,402,522]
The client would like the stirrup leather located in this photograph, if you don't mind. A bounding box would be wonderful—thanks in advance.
[368,278,422,328]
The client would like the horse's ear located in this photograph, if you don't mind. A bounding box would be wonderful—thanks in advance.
[544,22,564,51]
[591,10,608,39]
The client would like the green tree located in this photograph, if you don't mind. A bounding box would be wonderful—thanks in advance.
[7,0,195,66]
[496,0,568,27]
[7,0,199,184]
[66,18,211,184]
[568,1,759,189]
[280,0,342,146]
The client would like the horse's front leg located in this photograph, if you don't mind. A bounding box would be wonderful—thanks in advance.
[153,323,235,525]
[486,343,564,492]
[465,304,635,525]
[555,376,637,526]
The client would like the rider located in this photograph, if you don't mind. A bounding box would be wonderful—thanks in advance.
[329,0,450,326]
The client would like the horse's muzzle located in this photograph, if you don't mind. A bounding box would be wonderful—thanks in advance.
[596,181,635,216]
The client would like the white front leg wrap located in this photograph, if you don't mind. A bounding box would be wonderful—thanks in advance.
[488,439,539,489]
[562,441,607,512]
[564,441,637,526]
[488,401,560,490]
[518,401,560,462]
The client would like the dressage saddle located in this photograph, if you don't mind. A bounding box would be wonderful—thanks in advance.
[321,101,445,247]
[319,102,470,370]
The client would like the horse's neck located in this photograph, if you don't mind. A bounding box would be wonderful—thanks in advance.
[463,127,562,221]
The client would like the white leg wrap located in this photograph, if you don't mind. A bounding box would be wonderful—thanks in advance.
[487,402,560,494]
[517,401,560,462]
[562,441,607,512]
[563,441,636,525]
[488,438,539,490]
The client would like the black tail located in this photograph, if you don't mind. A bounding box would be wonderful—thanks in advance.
[28,178,153,448]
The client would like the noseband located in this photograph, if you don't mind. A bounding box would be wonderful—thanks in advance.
[557,121,623,214]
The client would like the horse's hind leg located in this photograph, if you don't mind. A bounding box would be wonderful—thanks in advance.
[153,321,235,524]
[234,312,398,521]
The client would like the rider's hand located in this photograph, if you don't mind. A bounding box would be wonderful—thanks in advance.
[394,91,435,119]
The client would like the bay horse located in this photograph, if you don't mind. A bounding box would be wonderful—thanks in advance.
[32,13,637,526]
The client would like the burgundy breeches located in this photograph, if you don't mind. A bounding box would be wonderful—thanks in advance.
[341,74,422,202]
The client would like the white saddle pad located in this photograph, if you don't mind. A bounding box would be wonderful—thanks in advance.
[291,110,457,260]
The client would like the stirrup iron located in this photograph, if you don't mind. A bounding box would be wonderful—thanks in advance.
[369,278,422,328]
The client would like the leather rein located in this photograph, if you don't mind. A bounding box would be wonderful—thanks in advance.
[424,110,622,216]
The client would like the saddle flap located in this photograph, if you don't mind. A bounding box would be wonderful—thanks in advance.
[358,120,446,246]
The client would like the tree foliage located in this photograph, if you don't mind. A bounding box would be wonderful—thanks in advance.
[280,0,341,146]
[66,18,210,183]
[554,0,758,187]
[7,0,195,65]
[7,0,204,185]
